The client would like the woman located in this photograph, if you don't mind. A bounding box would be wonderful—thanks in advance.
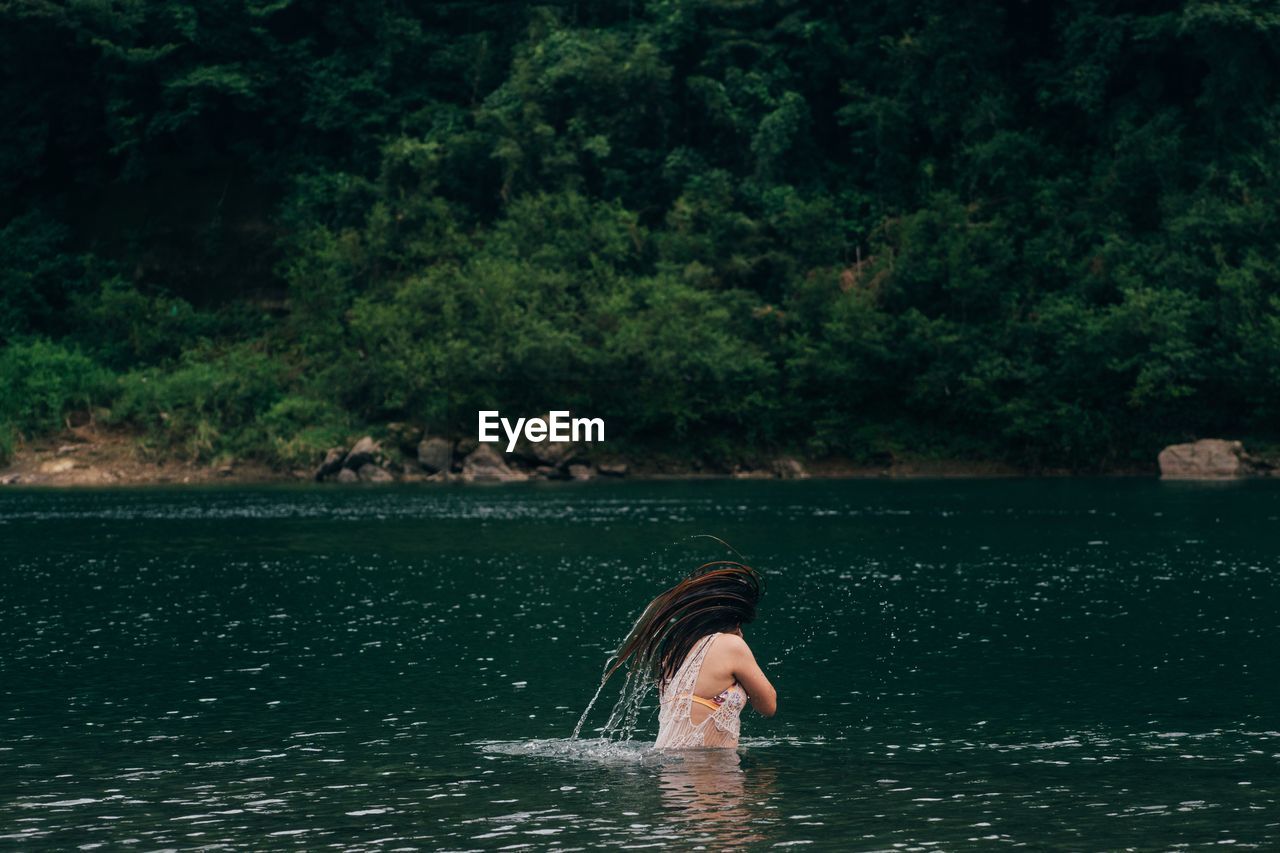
[610,561,777,749]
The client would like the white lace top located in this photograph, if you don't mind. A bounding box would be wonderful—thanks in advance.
[653,633,748,749]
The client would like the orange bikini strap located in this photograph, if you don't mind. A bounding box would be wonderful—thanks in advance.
[689,694,721,712]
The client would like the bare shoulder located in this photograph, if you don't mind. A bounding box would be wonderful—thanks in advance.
[714,632,752,656]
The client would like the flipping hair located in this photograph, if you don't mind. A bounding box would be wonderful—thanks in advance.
[608,560,762,687]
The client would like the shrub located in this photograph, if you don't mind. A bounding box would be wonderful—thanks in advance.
[109,344,286,462]
[0,422,16,466]
[254,395,353,468]
[0,338,112,436]
[68,277,224,369]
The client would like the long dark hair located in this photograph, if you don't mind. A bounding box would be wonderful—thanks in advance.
[608,560,762,687]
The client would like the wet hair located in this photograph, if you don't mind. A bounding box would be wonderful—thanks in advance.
[608,560,762,688]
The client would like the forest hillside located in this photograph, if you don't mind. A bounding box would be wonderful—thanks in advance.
[3,1,1279,475]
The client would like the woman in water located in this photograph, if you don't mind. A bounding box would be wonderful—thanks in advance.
[609,561,777,749]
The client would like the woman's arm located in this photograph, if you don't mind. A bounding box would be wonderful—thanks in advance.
[725,633,777,717]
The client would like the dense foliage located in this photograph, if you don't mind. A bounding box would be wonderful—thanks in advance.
[3,0,1278,470]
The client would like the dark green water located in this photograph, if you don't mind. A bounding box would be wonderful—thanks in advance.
[1,480,1277,850]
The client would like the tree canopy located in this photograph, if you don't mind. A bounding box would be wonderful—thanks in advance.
[3,0,1278,470]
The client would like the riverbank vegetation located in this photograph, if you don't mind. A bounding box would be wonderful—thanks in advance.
[3,1,1279,472]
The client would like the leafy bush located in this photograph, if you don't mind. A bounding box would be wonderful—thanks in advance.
[589,275,780,445]
[0,339,112,435]
[0,213,97,340]
[255,396,353,468]
[0,422,16,467]
[68,277,226,369]
[109,344,287,463]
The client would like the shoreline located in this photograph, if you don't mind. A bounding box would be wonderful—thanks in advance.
[0,425,1166,488]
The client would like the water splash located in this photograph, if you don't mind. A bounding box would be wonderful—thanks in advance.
[573,660,658,743]
[571,645,648,742]
[600,667,655,741]
[478,737,667,765]
[571,655,617,739]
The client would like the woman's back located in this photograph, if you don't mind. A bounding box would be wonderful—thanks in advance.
[654,632,772,749]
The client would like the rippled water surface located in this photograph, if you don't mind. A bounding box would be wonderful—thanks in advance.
[2,480,1278,849]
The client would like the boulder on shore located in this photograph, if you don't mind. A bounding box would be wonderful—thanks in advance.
[461,444,527,482]
[343,436,382,470]
[417,436,453,474]
[1158,439,1257,479]
[335,467,360,484]
[314,446,346,481]
[772,457,809,479]
[567,463,594,481]
[358,463,394,483]
[386,422,424,452]
[598,462,628,477]
[510,415,582,467]
[454,437,480,469]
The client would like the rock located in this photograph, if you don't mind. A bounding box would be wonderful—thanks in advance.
[567,463,595,481]
[417,437,453,474]
[344,436,382,469]
[732,466,773,479]
[868,450,895,468]
[0,473,21,485]
[314,446,346,481]
[56,444,82,456]
[454,437,479,471]
[772,457,809,479]
[358,463,394,482]
[597,462,628,477]
[513,437,580,467]
[39,458,77,474]
[1158,439,1258,479]
[335,467,360,483]
[461,444,527,482]
[509,412,582,466]
[386,422,424,452]
[216,464,234,477]
[534,464,566,480]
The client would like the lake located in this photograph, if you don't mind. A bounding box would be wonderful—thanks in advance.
[1,480,1277,849]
